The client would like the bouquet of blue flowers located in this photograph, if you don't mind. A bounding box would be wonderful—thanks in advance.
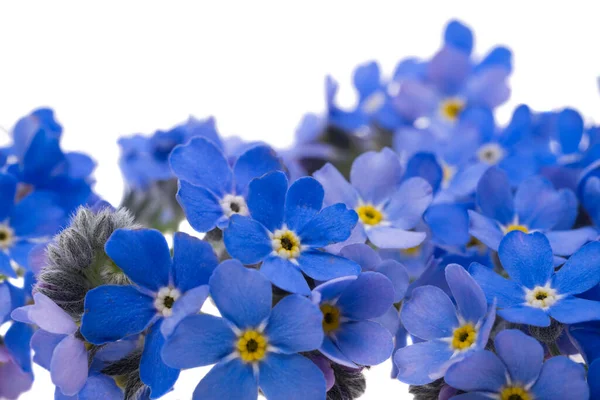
[2,19,600,400]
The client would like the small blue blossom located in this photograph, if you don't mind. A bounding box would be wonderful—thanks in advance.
[161,260,326,400]
[80,229,219,398]
[469,167,596,256]
[170,136,283,232]
[223,171,360,295]
[470,231,600,327]
[445,329,589,399]
[313,148,433,250]
[394,264,495,385]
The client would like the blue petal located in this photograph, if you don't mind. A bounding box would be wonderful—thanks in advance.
[192,359,257,400]
[233,145,282,196]
[353,61,381,98]
[258,256,309,295]
[384,178,432,229]
[297,250,361,282]
[514,177,564,230]
[284,177,324,232]
[223,215,272,264]
[394,340,454,385]
[209,260,272,329]
[4,322,34,374]
[445,264,487,323]
[557,108,584,154]
[339,243,381,271]
[551,240,600,295]
[498,232,554,288]
[350,148,403,205]
[319,336,358,368]
[9,191,65,237]
[444,350,506,392]
[549,296,600,325]
[375,260,410,303]
[264,295,323,354]
[400,286,458,340]
[298,204,358,247]
[0,173,17,221]
[475,46,513,73]
[80,285,156,344]
[546,227,596,257]
[589,359,600,400]
[104,229,171,292]
[336,272,394,320]
[498,305,550,327]
[468,210,504,250]
[177,181,224,233]
[403,152,443,194]
[247,171,287,231]
[140,321,180,399]
[50,334,88,396]
[493,329,543,385]
[469,263,524,308]
[8,241,37,270]
[366,226,426,249]
[335,320,393,366]
[311,276,356,304]
[476,167,514,225]
[444,20,473,54]
[161,285,209,337]
[30,330,64,370]
[259,353,326,400]
[78,375,123,400]
[169,137,232,196]
[426,204,470,247]
[313,163,359,207]
[531,356,589,400]
[0,253,16,278]
[162,314,236,369]
[427,47,470,96]
[172,232,218,292]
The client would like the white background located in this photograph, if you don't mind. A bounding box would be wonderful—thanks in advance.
[1,1,599,399]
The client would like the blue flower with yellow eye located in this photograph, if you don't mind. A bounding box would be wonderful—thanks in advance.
[470,231,600,327]
[445,329,589,400]
[394,264,496,385]
[0,173,65,274]
[161,260,326,400]
[313,148,433,251]
[469,167,597,256]
[223,171,360,295]
[80,229,219,398]
[170,136,283,233]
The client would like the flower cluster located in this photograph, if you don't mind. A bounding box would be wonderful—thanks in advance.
[2,19,600,400]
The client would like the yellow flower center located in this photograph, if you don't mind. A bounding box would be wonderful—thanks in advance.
[440,98,465,122]
[442,164,456,186]
[236,330,268,363]
[271,229,301,259]
[500,386,532,400]
[505,224,529,234]
[401,245,421,257]
[356,204,383,226]
[0,224,14,250]
[320,304,341,334]
[451,323,477,351]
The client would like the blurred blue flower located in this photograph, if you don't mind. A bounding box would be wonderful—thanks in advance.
[80,229,218,398]
[314,148,433,250]
[224,171,360,295]
[0,323,34,400]
[161,260,326,400]
[445,329,589,399]
[470,231,600,327]
[170,137,283,232]
[394,264,495,384]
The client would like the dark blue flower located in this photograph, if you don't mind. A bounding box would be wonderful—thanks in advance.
[469,167,596,256]
[161,260,326,400]
[394,264,495,385]
[445,329,589,399]
[470,231,600,327]
[313,148,433,250]
[223,171,360,295]
[80,229,219,398]
[170,137,283,232]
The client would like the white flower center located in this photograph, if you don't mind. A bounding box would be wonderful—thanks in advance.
[477,143,505,165]
[220,194,249,218]
[271,229,301,259]
[525,285,559,309]
[0,224,14,251]
[154,287,181,317]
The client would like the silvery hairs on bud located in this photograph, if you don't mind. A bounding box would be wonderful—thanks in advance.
[327,364,367,400]
[37,206,138,319]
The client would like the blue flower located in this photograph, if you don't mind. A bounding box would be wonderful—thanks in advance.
[470,231,600,327]
[445,329,589,399]
[313,148,433,250]
[581,175,600,227]
[0,173,65,274]
[394,264,495,385]
[161,260,326,400]
[80,229,219,398]
[0,323,34,399]
[469,167,596,256]
[311,269,396,367]
[223,171,360,295]
[590,359,600,400]
[170,137,283,232]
